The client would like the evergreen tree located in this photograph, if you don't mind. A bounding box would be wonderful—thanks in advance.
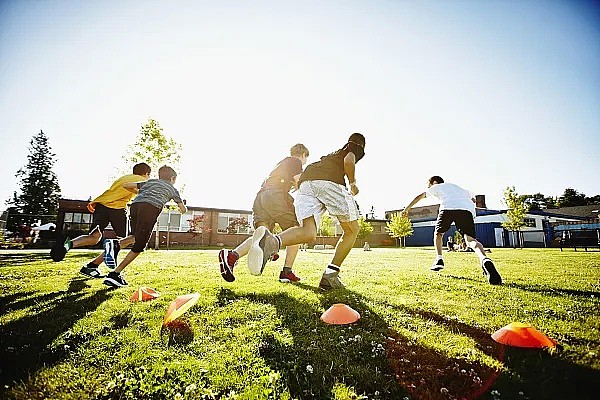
[9,130,61,228]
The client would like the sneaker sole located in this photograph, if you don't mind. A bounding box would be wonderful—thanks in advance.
[218,251,236,282]
[79,271,104,279]
[103,277,127,287]
[482,259,502,285]
[430,265,444,271]
[248,226,267,275]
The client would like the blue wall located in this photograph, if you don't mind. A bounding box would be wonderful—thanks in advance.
[406,223,502,247]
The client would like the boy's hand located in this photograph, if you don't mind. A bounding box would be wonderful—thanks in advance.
[401,210,409,218]
[350,182,359,196]
[87,202,97,213]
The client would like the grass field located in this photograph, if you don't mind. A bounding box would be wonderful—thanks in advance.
[1,247,599,400]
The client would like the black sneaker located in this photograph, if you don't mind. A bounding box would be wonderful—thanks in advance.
[103,271,128,288]
[50,236,70,262]
[482,258,502,285]
[430,258,444,271]
[219,249,238,282]
[103,239,120,269]
[80,264,104,279]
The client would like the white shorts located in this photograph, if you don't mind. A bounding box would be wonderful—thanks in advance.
[295,180,359,224]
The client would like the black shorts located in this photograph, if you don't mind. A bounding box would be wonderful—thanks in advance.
[435,210,476,238]
[129,202,162,253]
[252,188,299,231]
[90,204,128,237]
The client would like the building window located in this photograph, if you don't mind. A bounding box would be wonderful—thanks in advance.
[523,218,537,228]
[218,213,251,234]
[158,211,183,232]
[63,212,93,234]
[181,210,205,232]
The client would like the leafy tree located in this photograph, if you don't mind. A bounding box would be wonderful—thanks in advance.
[8,130,61,231]
[502,186,530,248]
[386,212,413,247]
[319,214,335,237]
[585,194,600,205]
[357,217,374,240]
[557,188,587,207]
[524,193,557,210]
[124,118,182,174]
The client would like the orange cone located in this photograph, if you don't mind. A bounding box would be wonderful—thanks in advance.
[130,286,160,302]
[320,303,360,325]
[492,322,557,348]
[162,293,200,327]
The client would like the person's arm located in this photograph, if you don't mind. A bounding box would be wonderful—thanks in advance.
[343,152,358,196]
[291,173,302,191]
[402,192,426,217]
[177,201,187,214]
[122,182,142,193]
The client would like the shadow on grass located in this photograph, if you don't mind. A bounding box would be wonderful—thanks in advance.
[382,302,598,400]
[0,252,54,267]
[217,287,406,398]
[504,282,600,298]
[0,279,112,393]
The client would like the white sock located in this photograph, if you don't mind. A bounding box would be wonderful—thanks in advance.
[324,264,340,274]
[436,255,443,261]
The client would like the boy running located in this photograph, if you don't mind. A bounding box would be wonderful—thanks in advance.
[402,176,502,285]
[103,165,186,288]
[219,144,309,283]
[247,133,366,291]
[50,163,151,279]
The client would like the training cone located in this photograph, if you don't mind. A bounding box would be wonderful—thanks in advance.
[492,322,557,348]
[320,303,360,325]
[162,293,200,327]
[130,286,160,302]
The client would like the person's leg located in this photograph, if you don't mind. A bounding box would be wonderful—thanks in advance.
[456,211,502,285]
[431,211,452,271]
[331,220,359,268]
[463,233,487,262]
[71,226,103,248]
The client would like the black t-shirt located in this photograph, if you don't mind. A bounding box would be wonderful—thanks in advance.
[299,142,363,186]
[261,157,303,191]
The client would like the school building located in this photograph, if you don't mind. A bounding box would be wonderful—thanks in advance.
[385,195,589,248]
[56,196,596,249]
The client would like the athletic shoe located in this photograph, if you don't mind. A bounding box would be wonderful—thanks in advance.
[430,258,445,271]
[103,271,128,288]
[482,258,502,285]
[247,226,280,275]
[219,249,238,282]
[318,271,345,291]
[79,264,104,279]
[103,239,120,269]
[50,236,70,262]
[279,270,301,283]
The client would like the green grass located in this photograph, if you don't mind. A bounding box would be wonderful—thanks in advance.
[1,248,599,400]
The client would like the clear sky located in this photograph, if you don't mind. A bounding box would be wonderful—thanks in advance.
[1,0,599,217]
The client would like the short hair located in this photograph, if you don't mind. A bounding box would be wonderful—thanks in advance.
[158,165,177,181]
[132,162,151,176]
[348,132,365,147]
[429,176,444,185]
[290,143,309,158]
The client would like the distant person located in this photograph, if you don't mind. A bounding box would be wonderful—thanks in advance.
[103,165,186,288]
[219,144,310,283]
[402,176,502,285]
[247,133,366,291]
[50,163,151,279]
[446,235,455,251]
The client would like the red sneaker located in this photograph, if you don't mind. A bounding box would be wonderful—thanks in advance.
[219,249,238,282]
[279,269,301,283]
